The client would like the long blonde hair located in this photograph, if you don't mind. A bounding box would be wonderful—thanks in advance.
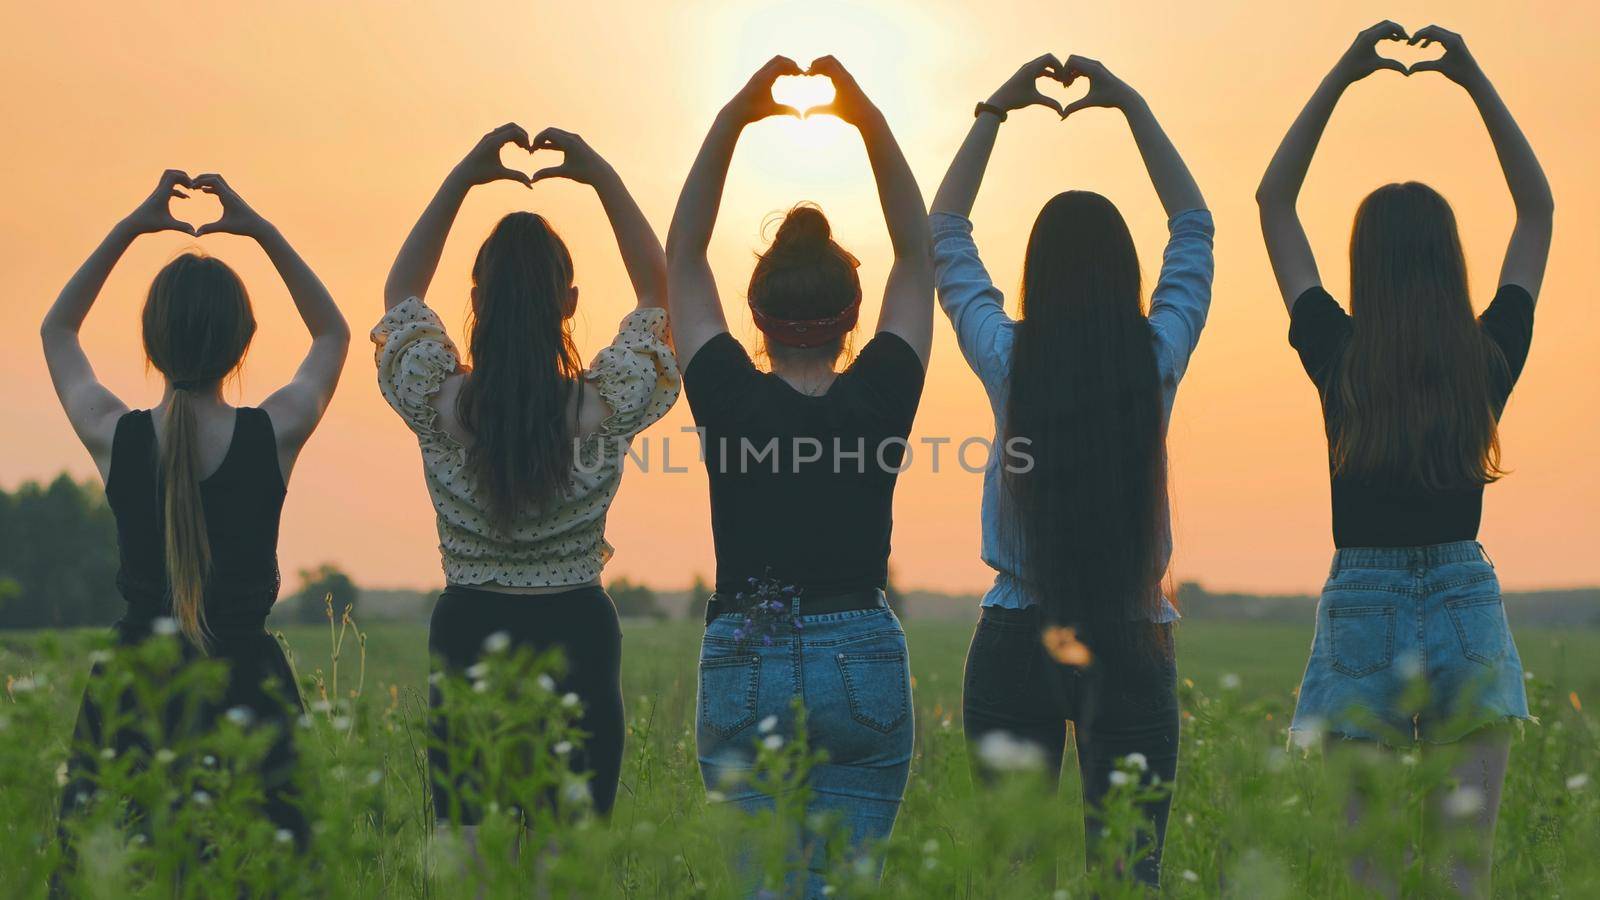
[141,253,256,648]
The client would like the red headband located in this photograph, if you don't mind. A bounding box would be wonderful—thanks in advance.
[750,298,861,349]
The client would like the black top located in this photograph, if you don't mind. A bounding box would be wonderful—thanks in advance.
[1289,284,1535,548]
[106,407,286,633]
[684,332,925,595]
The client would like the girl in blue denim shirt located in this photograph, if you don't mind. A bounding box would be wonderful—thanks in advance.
[930,54,1213,889]
[1258,21,1552,896]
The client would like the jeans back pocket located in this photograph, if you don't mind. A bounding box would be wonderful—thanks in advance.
[699,654,759,737]
[1327,606,1396,678]
[836,650,910,734]
[1444,596,1511,665]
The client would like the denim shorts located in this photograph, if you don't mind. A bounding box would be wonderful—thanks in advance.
[1290,541,1531,746]
[696,593,913,893]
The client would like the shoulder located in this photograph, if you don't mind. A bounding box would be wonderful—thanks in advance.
[844,332,927,399]
[683,332,754,384]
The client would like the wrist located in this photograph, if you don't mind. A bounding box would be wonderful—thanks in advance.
[112,217,146,240]
[978,97,1009,120]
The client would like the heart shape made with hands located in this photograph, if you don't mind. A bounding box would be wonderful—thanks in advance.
[771,74,836,115]
[498,141,544,183]
[169,190,223,233]
[1376,34,1445,72]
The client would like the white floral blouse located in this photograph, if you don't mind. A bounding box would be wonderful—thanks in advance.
[372,297,680,587]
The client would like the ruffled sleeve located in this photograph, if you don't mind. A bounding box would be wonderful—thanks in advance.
[371,297,463,441]
[586,307,681,439]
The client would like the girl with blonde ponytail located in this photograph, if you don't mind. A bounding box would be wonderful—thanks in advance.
[42,170,351,877]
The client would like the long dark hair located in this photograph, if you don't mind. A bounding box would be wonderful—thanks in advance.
[457,212,582,531]
[1336,182,1508,488]
[748,204,860,366]
[1003,191,1168,661]
[141,252,256,650]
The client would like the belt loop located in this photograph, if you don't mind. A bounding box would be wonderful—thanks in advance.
[1478,542,1495,568]
[704,595,718,628]
[1329,551,1341,579]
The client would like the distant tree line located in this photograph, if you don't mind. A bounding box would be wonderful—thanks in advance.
[0,475,122,629]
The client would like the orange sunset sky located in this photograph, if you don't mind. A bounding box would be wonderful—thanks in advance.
[3,1,1596,597]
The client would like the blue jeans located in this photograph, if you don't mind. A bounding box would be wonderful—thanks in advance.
[696,593,913,897]
[1291,541,1531,746]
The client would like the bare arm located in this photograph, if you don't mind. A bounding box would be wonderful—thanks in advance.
[40,170,196,480]
[808,55,935,366]
[188,175,351,477]
[1410,25,1554,302]
[930,54,1066,218]
[1060,56,1207,216]
[383,123,534,311]
[1256,21,1409,313]
[665,56,803,368]
[531,128,666,311]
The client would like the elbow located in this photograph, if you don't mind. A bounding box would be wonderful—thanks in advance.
[1519,191,1555,222]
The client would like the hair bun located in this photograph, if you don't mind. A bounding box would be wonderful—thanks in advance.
[770,204,832,254]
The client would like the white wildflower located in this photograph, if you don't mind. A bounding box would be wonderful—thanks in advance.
[1182,869,1200,883]
[561,692,580,708]
[1443,786,1485,818]
[366,769,382,786]
[482,631,512,654]
[156,748,176,765]
[561,779,590,805]
[554,741,573,756]
[763,734,784,751]
[1109,770,1133,787]
[331,716,352,731]
[472,680,489,694]
[1567,773,1590,791]
[275,829,295,845]
[10,676,36,694]
[192,790,212,806]
[977,731,1045,772]
[537,674,556,692]
[758,715,778,734]
[465,663,489,680]
[1400,753,1419,767]
[202,755,217,767]
[312,699,333,713]
[1124,752,1149,772]
[152,617,179,636]
[706,790,727,803]
[1219,673,1241,690]
[225,706,254,726]
[921,839,938,855]
[88,650,113,665]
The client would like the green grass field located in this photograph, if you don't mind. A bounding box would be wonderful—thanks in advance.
[2,618,1597,897]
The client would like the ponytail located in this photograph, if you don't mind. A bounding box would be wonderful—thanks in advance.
[161,388,211,650]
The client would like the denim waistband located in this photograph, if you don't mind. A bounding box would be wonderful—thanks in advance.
[1330,540,1491,574]
[705,588,887,626]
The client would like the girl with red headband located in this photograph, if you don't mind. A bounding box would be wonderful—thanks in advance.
[665,54,934,895]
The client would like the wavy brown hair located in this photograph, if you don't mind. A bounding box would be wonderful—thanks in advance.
[457,212,582,531]
[141,252,256,650]
[1335,182,1509,488]
[1003,191,1168,663]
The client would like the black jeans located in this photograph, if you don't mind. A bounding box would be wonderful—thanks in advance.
[962,606,1179,887]
[428,585,625,824]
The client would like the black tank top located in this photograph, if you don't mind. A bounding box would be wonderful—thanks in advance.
[106,407,286,636]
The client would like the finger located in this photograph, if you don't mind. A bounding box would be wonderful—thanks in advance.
[1029,90,1065,116]
[496,166,534,186]
[532,127,569,149]
[771,104,802,119]
[1375,58,1408,75]
[169,188,189,200]
[195,222,220,237]
[769,55,803,77]
[1061,97,1098,118]
[801,101,837,120]
[1407,59,1443,75]
[528,165,570,184]
[1028,52,1062,75]
[492,122,530,149]
[161,169,192,189]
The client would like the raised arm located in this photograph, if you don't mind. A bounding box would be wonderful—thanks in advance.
[1256,21,1409,312]
[807,55,936,366]
[40,170,196,480]
[1061,56,1206,216]
[1409,25,1554,302]
[930,54,1067,218]
[530,128,666,311]
[383,123,535,311]
[190,174,351,478]
[665,56,803,368]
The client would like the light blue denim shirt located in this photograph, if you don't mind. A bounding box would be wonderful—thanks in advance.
[930,209,1216,619]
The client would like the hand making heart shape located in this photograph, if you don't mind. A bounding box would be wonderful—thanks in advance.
[1336,20,1479,85]
[728,54,879,127]
[122,169,271,238]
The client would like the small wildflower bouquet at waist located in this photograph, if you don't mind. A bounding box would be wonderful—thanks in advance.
[732,575,802,647]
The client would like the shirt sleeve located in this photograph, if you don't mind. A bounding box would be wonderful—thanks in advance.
[1479,283,1536,389]
[683,331,759,426]
[1287,286,1352,390]
[930,212,1015,400]
[371,297,463,441]
[586,307,682,439]
[1147,209,1216,387]
[846,332,927,434]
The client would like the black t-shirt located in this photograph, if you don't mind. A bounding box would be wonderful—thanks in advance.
[684,332,926,595]
[1289,284,1535,548]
